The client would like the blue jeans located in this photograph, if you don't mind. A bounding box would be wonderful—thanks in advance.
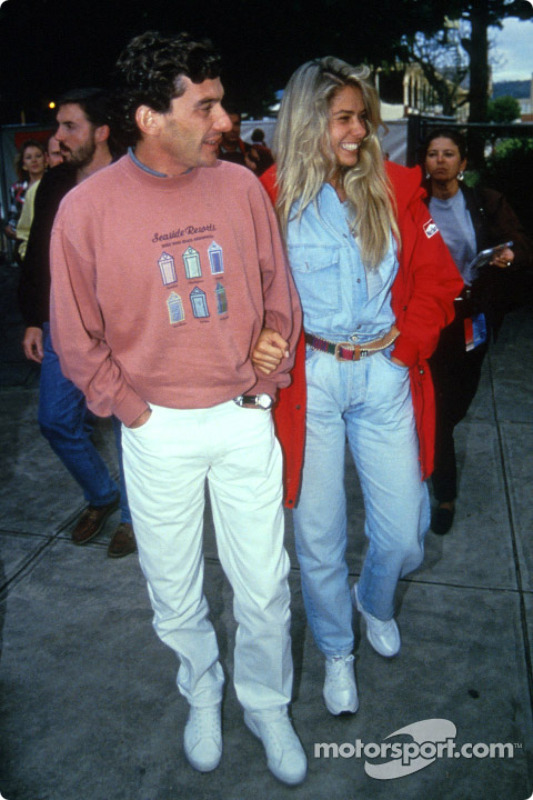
[293,347,430,657]
[39,324,131,523]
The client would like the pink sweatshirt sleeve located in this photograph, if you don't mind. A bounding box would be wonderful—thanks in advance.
[247,181,302,398]
[50,205,149,426]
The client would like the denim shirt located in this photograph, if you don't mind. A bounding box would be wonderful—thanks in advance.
[287,183,398,343]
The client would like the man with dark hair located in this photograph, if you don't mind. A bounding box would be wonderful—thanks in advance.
[250,127,274,175]
[46,134,64,168]
[50,32,306,785]
[18,88,135,559]
[218,106,260,172]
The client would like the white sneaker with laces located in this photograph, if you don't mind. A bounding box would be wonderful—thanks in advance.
[352,583,401,657]
[183,703,222,772]
[244,708,307,785]
[323,654,359,715]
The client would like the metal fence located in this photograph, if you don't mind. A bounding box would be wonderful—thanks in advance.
[406,115,533,168]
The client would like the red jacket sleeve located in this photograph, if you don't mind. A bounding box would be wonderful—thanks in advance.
[387,162,464,366]
[260,165,307,506]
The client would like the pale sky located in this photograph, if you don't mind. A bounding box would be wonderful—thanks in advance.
[491,17,533,82]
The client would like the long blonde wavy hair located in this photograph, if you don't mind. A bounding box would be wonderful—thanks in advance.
[273,56,399,270]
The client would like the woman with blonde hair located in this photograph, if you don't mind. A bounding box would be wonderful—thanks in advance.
[254,57,462,716]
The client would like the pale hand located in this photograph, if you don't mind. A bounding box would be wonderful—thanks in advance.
[252,328,289,375]
[23,327,44,363]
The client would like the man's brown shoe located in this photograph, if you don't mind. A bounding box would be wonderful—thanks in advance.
[71,498,119,545]
[107,522,137,559]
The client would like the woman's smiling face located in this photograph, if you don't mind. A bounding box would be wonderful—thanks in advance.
[327,84,367,171]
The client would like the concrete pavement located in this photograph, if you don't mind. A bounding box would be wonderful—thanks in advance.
[1,261,533,800]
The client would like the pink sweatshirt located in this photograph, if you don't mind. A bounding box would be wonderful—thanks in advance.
[50,155,301,426]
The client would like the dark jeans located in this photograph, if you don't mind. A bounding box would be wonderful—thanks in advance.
[38,323,131,522]
[429,316,488,503]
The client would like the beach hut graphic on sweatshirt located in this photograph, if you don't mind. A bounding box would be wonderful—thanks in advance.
[215,282,227,314]
[190,286,209,318]
[208,241,224,275]
[183,246,202,279]
[158,252,177,286]
[167,291,185,324]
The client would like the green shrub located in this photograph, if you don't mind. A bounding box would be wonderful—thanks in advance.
[486,96,522,123]
[480,138,533,228]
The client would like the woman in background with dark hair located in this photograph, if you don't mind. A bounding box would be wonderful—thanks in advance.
[4,139,47,248]
[422,128,533,535]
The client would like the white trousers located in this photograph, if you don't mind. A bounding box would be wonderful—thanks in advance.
[121,400,293,712]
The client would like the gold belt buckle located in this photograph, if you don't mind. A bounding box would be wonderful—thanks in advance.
[334,341,359,361]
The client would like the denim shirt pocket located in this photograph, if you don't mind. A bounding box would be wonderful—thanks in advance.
[288,245,341,322]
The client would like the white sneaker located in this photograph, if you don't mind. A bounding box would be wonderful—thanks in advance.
[244,708,307,785]
[183,703,222,772]
[352,583,401,658]
[323,654,359,715]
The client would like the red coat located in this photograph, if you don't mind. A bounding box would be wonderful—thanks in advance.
[260,162,463,507]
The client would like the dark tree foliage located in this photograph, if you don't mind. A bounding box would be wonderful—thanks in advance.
[0,0,454,123]
[396,0,532,124]
[0,0,531,125]
[460,0,532,123]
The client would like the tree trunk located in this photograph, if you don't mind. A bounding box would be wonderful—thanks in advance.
[468,0,490,122]
[467,0,491,167]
